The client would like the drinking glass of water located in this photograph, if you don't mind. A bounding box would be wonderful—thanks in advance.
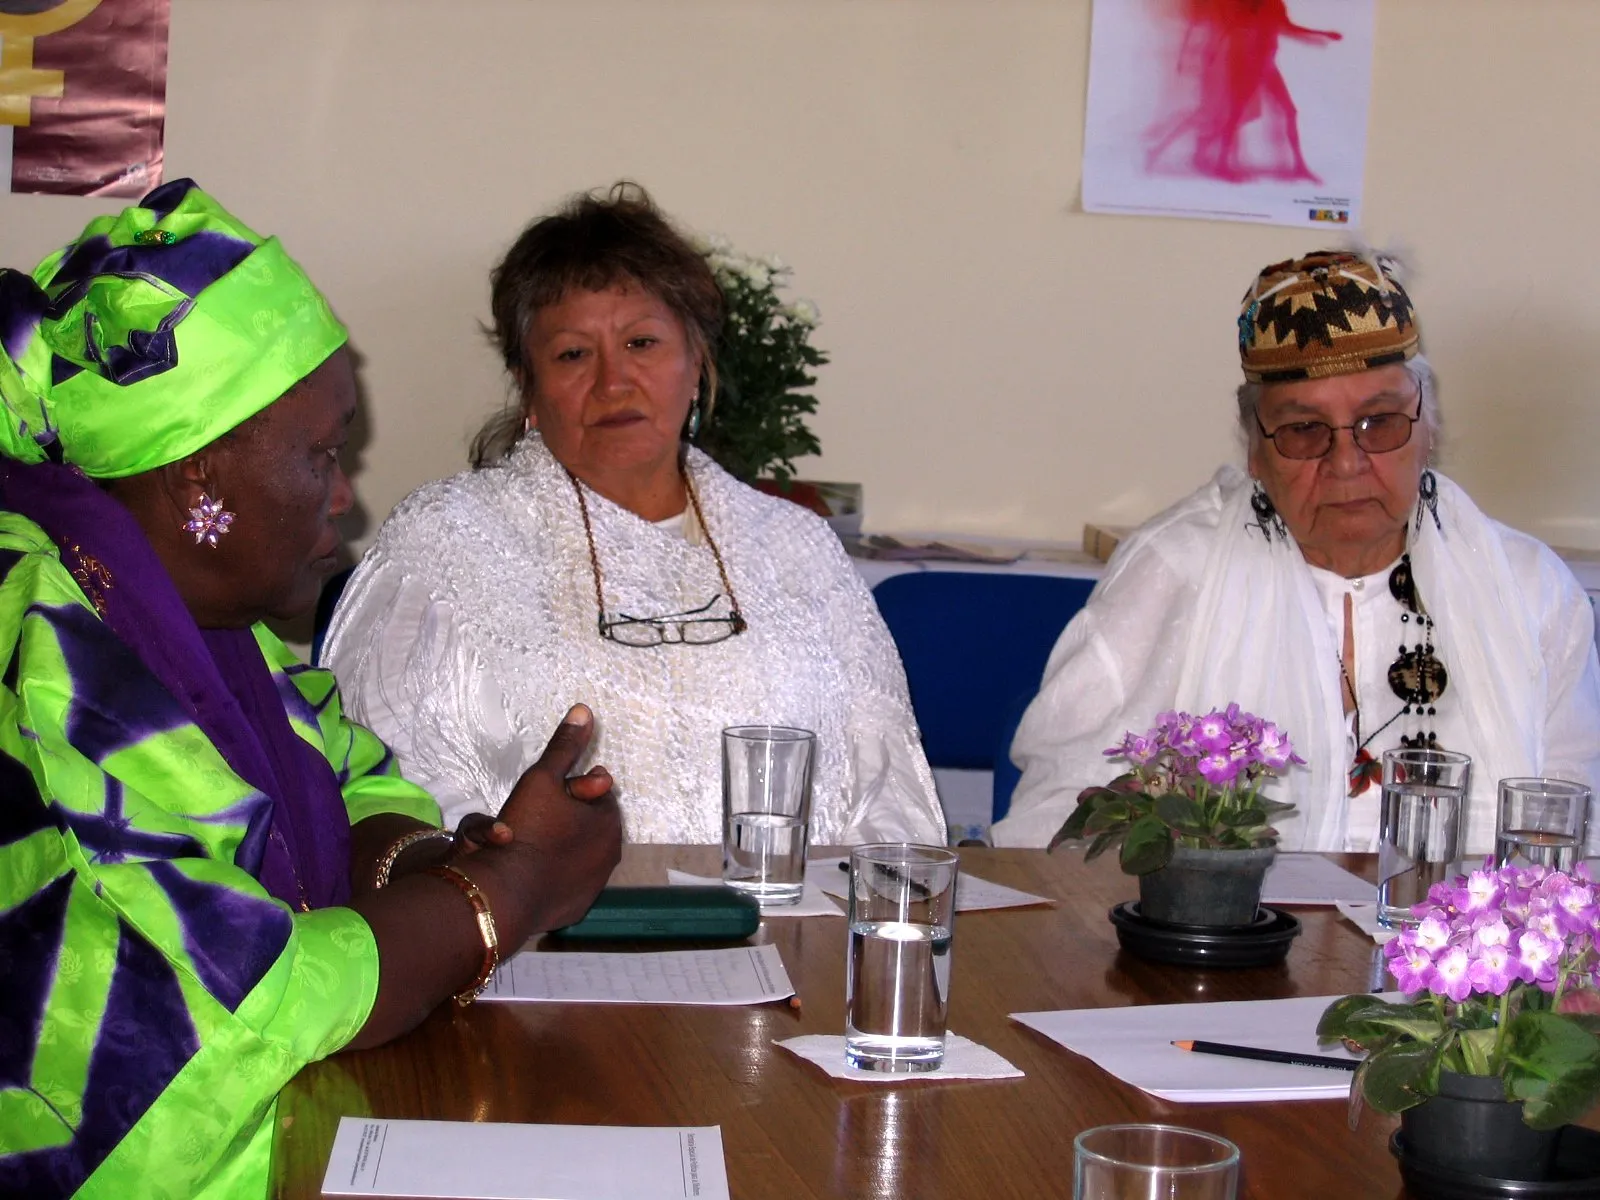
[1378,748,1470,927]
[845,843,959,1073]
[1496,777,1591,872]
[721,726,815,906]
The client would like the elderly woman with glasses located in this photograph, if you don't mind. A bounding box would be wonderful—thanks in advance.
[323,184,944,845]
[994,251,1600,853]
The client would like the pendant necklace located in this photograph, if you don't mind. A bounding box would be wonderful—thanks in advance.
[1387,553,1447,748]
[1341,553,1448,796]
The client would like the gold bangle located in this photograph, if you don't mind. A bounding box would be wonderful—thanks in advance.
[372,827,455,889]
[424,864,499,1005]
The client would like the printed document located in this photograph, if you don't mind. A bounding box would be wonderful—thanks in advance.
[321,1117,730,1199]
[481,943,793,1006]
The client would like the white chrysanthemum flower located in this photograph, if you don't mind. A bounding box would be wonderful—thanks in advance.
[787,298,821,327]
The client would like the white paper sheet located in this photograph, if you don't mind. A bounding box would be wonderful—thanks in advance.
[810,857,1053,912]
[321,1117,730,1199]
[1261,853,1377,906]
[481,944,793,1006]
[1336,901,1397,945]
[665,870,843,917]
[1010,993,1388,1103]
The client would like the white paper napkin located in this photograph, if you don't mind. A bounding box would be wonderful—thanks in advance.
[774,1032,1024,1082]
[665,870,844,917]
[1335,901,1397,944]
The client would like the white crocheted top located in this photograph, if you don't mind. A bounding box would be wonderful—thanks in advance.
[322,435,945,845]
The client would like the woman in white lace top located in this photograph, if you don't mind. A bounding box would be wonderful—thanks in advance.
[323,184,945,845]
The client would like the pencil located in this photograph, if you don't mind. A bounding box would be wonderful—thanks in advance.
[787,994,803,1013]
[836,859,932,898]
[1171,1040,1360,1072]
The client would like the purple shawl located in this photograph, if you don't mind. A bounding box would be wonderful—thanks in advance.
[0,459,351,909]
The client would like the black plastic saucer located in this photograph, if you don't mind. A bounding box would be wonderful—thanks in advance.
[1108,901,1301,968]
[1390,1128,1600,1198]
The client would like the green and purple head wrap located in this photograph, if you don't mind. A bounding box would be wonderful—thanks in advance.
[0,178,348,478]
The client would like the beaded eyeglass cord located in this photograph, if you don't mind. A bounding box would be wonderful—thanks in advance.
[567,465,748,647]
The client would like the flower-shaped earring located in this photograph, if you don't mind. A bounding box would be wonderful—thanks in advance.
[183,493,235,547]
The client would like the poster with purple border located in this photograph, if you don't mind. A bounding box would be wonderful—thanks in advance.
[1082,0,1375,229]
[0,0,169,197]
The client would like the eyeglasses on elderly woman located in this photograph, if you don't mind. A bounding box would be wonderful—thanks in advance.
[1255,390,1424,460]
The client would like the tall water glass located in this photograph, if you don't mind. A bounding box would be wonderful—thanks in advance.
[1497,777,1591,872]
[1074,1125,1239,1200]
[1379,748,1470,927]
[845,843,959,1073]
[721,726,815,906]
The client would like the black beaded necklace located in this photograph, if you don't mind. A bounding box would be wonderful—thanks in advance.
[1387,552,1448,747]
[1342,552,1448,796]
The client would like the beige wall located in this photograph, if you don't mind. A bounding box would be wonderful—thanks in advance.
[5,0,1599,551]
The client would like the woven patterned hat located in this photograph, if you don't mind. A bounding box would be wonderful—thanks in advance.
[0,178,347,478]
[1238,251,1419,384]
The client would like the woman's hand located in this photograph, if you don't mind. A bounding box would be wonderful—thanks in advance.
[346,704,621,1050]
[454,812,514,853]
[487,704,622,931]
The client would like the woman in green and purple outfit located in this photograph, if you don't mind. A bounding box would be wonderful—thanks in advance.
[0,180,622,1198]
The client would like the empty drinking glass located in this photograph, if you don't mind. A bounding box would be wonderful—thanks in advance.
[1074,1124,1239,1200]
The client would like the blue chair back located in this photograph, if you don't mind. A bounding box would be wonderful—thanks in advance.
[990,689,1037,823]
[870,571,1094,819]
[311,565,355,667]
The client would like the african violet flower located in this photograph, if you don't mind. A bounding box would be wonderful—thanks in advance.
[1053,705,1303,874]
[1322,860,1600,1130]
[1380,861,1600,1001]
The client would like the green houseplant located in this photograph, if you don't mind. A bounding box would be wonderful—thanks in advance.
[1318,861,1600,1182]
[692,236,826,487]
[1050,706,1300,926]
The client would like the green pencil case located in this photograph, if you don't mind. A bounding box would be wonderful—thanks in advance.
[549,885,761,942]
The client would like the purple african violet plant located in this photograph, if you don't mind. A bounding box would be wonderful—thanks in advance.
[1320,861,1600,1129]
[1049,705,1302,875]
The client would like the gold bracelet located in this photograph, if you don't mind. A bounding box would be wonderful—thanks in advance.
[424,864,499,1005]
[372,828,455,889]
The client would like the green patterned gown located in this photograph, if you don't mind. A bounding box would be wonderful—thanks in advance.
[0,511,441,1197]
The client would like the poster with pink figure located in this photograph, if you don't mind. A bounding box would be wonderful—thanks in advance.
[1082,0,1375,228]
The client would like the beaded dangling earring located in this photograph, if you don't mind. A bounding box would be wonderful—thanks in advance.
[1415,468,1441,534]
[685,387,703,440]
[182,493,235,548]
[1248,481,1287,544]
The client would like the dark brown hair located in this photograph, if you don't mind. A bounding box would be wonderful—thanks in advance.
[470,181,723,467]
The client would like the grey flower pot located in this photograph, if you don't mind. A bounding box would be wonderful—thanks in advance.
[1137,845,1276,927]
[1400,1070,1561,1182]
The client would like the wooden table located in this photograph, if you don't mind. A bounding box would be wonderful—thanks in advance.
[271,847,1423,1199]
